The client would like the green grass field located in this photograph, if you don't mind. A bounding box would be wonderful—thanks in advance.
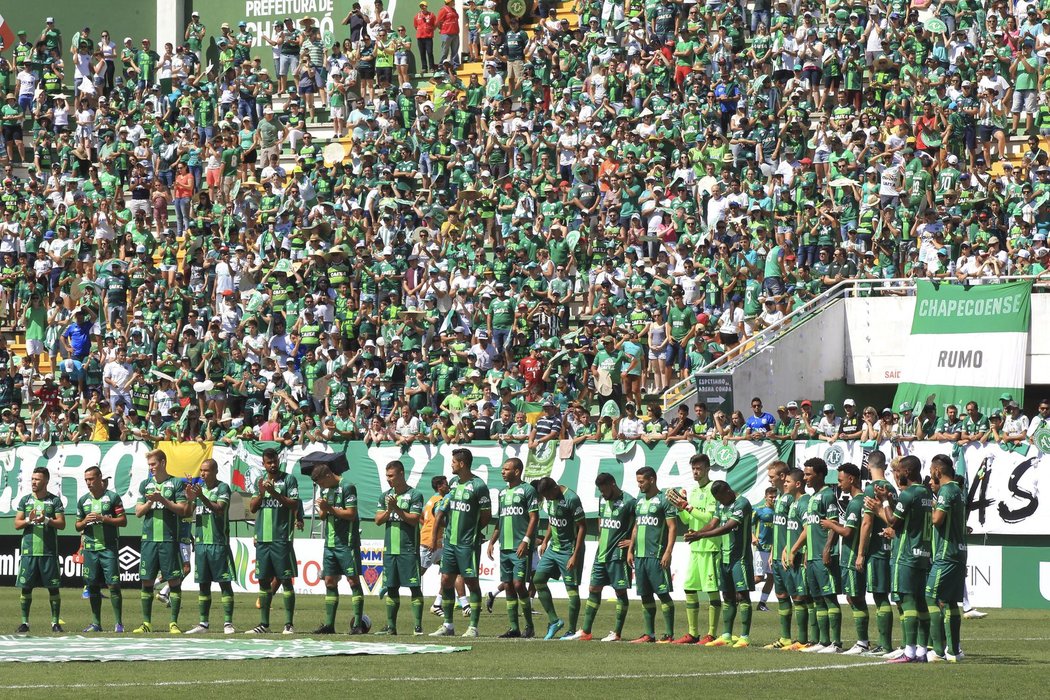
[0,588,1045,698]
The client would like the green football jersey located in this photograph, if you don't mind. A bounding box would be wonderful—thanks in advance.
[194,481,232,546]
[715,495,753,564]
[378,486,424,556]
[138,477,187,543]
[545,488,585,553]
[771,492,793,560]
[320,474,358,549]
[786,493,809,563]
[497,483,539,552]
[837,493,865,569]
[804,487,841,561]
[442,475,491,548]
[932,481,966,565]
[892,483,933,570]
[633,490,677,559]
[596,492,637,563]
[861,480,898,559]
[17,493,64,555]
[254,472,301,545]
[76,490,124,551]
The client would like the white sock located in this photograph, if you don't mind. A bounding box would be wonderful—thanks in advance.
[432,595,442,607]
[458,595,469,609]
[160,584,170,597]
[905,644,916,658]
[917,645,927,657]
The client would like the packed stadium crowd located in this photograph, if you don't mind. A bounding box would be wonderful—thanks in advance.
[1,1,1050,438]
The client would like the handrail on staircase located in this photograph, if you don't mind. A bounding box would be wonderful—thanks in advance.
[660,274,1050,413]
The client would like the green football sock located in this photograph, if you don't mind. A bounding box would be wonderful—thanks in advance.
[826,598,841,645]
[411,593,424,629]
[778,598,792,641]
[48,590,60,625]
[19,589,31,624]
[566,588,580,632]
[324,588,339,626]
[738,601,752,638]
[614,593,629,635]
[507,596,520,632]
[850,600,869,644]
[111,588,123,626]
[469,592,481,628]
[386,592,400,630]
[259,589,272,627]
[535,582,558,624]
[945,602,961,656]
[641,596,657,637]
[900,595,918,648]
[283,588,296,626]
[659,594,675,638]
[169,590,181,624]
[916,597,930,649]
[808,601,819,644]
[88,586,103,626]
[351,585,364,628]
[582,593,600,634]
[141,589,154,624]
[521,594,534,630]
[220,585,234,624]
[813,597,829,645]
[441,588,454,625]
[927,599,944,656]
[874,594,893,649]
[198,593,212,624]
[707,593,721,636]
[685,591,700,637]
[793,603,809,644]
[721,599,737,638]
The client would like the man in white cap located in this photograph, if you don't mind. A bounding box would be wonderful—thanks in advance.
[185,11,206,62]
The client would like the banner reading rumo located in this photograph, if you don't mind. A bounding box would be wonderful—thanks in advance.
[893,280,1032,418]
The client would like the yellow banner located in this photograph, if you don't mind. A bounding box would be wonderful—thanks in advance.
[154,441,214,478]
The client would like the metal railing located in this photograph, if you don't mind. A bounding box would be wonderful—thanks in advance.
[661,274,1050,413]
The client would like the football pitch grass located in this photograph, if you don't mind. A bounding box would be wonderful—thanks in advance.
[0,588,1045,699]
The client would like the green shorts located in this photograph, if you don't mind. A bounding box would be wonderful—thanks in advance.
[195,544,234,585]
[589,560,631,590]
[786,564,807,597]
[891,563,929,598]
[771,560,790,597]
[634,557,672,597]
[322,545,360,578]
[82,548,119,587]
[720,558,754,594]
[256,541,297,582]
[384,553,421,589]
[840,563,867,597]
[805,560,839,598]
[866,556,891,594]
[683,550,720,592]
[18,554,60,589]
[439,543,480,579]
[140,541,184,583]
[534,548,583,587]
[499,550,532,584]
[925,560,965,603]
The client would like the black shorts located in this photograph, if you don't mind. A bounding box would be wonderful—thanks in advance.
[719,331,739,345]
[824,74,841,89]
[243,149,258,165]
[2,125,22,142]
[376,66,393,83]
[358,65,375,80]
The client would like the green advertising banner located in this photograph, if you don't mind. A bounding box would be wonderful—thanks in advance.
[1001,546,1050,610]
[893,280,1032,418]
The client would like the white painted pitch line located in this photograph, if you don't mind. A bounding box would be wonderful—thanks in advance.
[0,660,884,689]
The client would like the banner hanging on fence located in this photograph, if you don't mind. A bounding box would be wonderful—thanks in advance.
[892,280,1032,417]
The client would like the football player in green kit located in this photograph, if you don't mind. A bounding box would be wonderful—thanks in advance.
[486,457,539,638]
[533,476,587,640]
[872,455,933,663]
[856,449,896,656]
[925,454,966,663]
[15,467,66,633]
[76,466,127,633]
[780,468,813,651]
[817,463,869,655]
[687,481,754,647]
[430,448,491,638]
[374,460,425,636]
[184,459,236,634]
[248,448,301,634]
[668,453,721,644]
[627,466,677,644]
[309,462,366,635]
[576,471,636,641]
[763,461,795,648]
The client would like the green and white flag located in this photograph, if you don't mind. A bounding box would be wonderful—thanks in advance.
[893,281,1032,418]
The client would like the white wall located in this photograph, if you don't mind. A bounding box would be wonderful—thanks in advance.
[156,0,182,52]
